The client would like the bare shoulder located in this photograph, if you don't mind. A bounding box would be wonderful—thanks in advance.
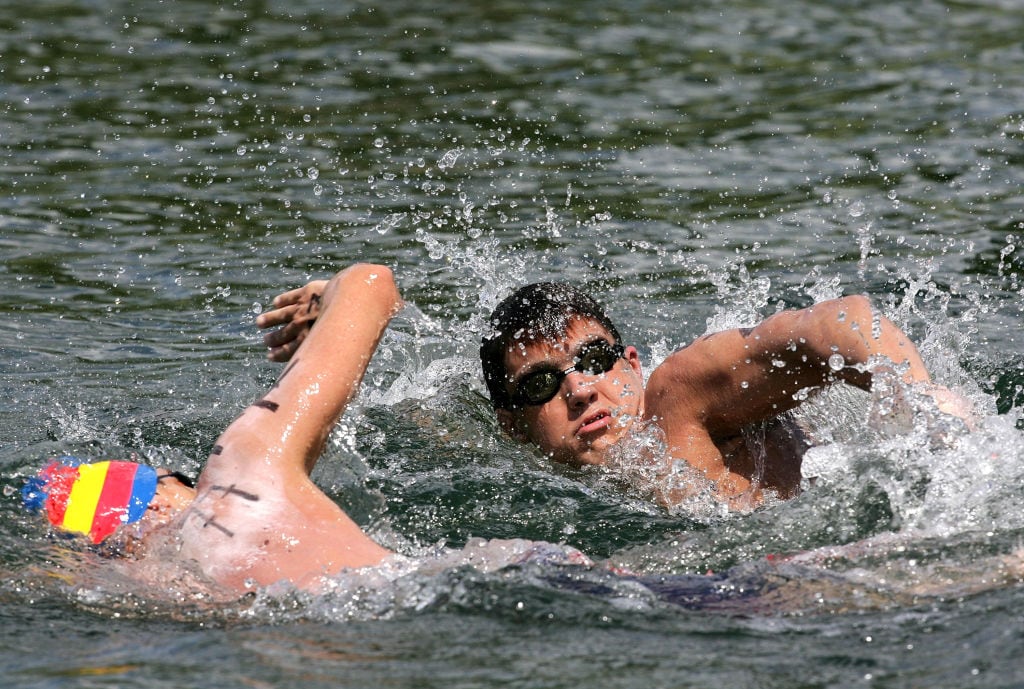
[645,328,751,421]
[177,463,389,591]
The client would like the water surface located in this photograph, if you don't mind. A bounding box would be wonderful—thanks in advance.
[3,1,1024,687]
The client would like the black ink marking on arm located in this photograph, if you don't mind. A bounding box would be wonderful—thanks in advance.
[253,398,280,412]
[211,484,260,502]
[211,444,224,456]
[188,509,235,538]
[204,516,235,538]
[306,293,321,314]
[738,327,754,338]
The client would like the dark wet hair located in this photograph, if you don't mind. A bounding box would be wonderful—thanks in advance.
[480,282,622,409]
[158,470,196,488]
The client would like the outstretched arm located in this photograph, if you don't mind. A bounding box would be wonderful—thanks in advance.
[644,295,971,503]
[648,295,951,437]
[220,264,402,477]
[647,294,929,436]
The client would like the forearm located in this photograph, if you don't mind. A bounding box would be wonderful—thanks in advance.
[798,295,931,389]
[256,264,401,474]
[292,265,401,461]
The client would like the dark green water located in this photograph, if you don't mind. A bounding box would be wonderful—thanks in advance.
[3,1,1024,687]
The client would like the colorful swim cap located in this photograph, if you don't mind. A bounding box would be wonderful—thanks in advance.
[22,457,158,544]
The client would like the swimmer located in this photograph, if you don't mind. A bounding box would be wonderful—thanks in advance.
[477,282,972,507]
[267,273,970,509]
[24,264,401,592]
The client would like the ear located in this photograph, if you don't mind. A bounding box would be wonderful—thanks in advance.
[496,408,529,442]
[623,345,643,377]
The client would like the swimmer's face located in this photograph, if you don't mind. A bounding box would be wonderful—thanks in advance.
[496,318,645,466]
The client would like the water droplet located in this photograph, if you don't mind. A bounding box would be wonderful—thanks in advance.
[438,147,463,170]
[828,353,845,371]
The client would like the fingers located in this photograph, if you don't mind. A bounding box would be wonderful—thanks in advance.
[262,317,316,362]
[256,282,328,329]
[254,279,329,361]
[262,319,307,348]
[924,385,977,430]
[267,337,303,363]
[256,303,299,330]
[272,285,310,309]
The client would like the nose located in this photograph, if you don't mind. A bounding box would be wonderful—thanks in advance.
[562,370,598,409]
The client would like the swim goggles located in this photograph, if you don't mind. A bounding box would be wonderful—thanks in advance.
[510,339,626,407]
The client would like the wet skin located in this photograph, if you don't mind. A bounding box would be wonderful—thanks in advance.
[496,318,646,467]
[495,318,809,506]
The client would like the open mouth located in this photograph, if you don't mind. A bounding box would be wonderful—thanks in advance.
[577,410,612,436]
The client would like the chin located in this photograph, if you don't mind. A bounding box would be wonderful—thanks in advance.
[570,445,611,467]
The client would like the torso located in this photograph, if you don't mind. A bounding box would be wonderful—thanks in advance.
[714,415,809,499]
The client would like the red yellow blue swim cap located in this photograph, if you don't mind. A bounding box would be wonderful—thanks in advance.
[22,457,158,544]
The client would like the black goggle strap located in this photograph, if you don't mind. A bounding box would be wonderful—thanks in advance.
[157,470,196,488]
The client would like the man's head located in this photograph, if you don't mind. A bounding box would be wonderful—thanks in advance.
[23,457,195,544]
[480,282,645,466]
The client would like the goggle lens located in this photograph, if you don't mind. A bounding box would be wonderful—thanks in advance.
[512,340,624,406]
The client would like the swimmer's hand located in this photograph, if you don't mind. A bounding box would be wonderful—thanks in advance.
[921,383,978,430]
[256,279,328,362]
